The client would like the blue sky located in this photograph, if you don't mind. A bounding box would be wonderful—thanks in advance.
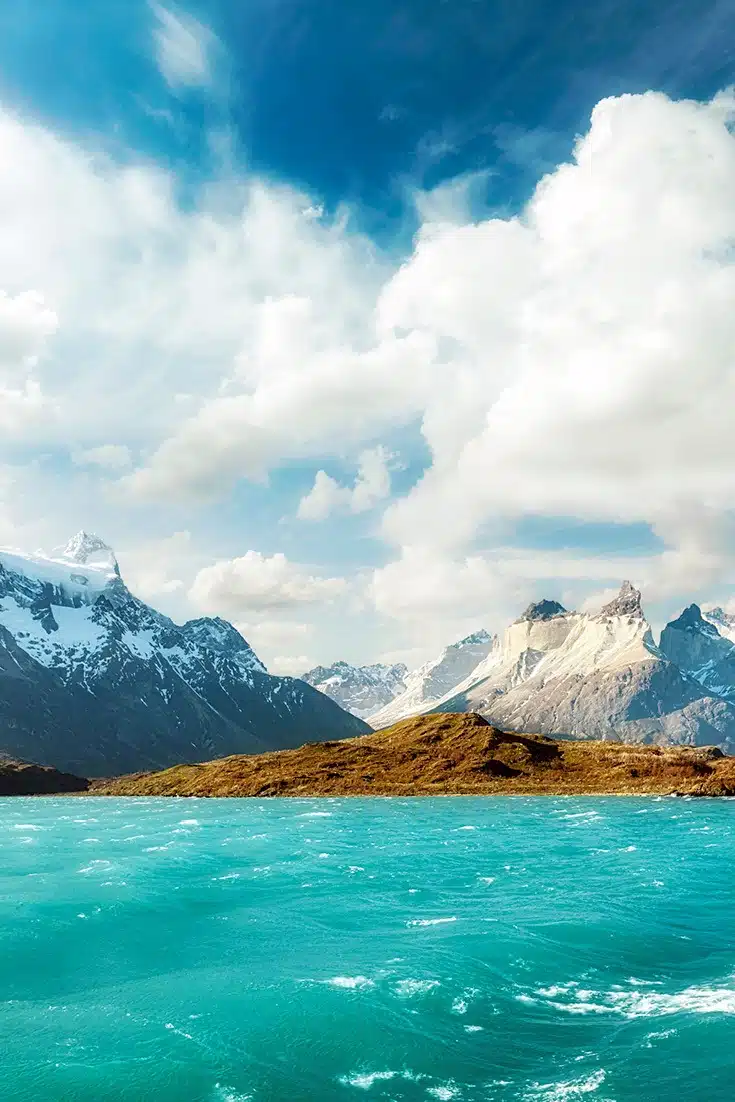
[0,0,732,672]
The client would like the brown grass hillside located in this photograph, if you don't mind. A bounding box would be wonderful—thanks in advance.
[92,713,735,797]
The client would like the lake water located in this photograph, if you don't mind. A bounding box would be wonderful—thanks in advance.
[2,795,735,1101]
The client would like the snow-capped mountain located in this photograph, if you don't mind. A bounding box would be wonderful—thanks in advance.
[0,533,368,776]
[368,630,497,728]
[432,583,735,749]
[301,661,408,719]
[659,604,735,702]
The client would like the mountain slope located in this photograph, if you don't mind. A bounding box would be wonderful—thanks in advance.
[368,630,496,728]
[301,660,407,719]
[659,604,735,702]
[0,753,89,795]
[433,584,735,751]
[95,712,735,798]
[0,533,368,775]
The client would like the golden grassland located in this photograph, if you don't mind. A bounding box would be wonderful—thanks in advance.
[92,713,735,798]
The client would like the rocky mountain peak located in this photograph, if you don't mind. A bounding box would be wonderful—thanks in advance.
[598,580,643,618]
[705,606,735,630]
[453,629,493,646]
[180,617,266,672]
[517,599,567,623]
[666,604,720,636]
[63,531,119,573]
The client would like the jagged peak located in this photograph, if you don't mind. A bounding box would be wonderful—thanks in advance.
[598,581,643,619]
[63,531,119,573]
[664,604,721,638]
[704,606,735,629]
[454,629,493,646]
[180,616,265,668]
[516,599,567,623]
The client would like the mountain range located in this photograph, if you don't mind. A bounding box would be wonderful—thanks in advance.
[0,533,368,776]
[306,584,735,753]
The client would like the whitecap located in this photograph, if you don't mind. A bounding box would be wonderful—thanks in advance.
[12,824,42,831]
[298,811,333,818]
[464,1025,483,1033]
[179,819,200,826]
[339,1070,397,1090]
[212,1084,254,1102]
[428,1084,461,1100]
[395,979,440,996]
[537,978,735,1018]
[523,1069,606,1099]
[77,860,113,874]
[406,917,457,928]
[324,976,375,990]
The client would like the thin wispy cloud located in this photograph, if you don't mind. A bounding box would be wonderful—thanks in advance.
[151,3,218,91]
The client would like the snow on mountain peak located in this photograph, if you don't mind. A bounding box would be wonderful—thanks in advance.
[702,607,735,643]
[517,599,567,623]
[368,629,496,728]
[62,531,119,572]
[598,580,643,618]
[302,660,408,719]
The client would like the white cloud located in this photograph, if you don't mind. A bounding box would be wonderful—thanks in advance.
[116,530,195,604]
[0,290,57,372]
[297,445,394,521]
[189,550,346,617]
[72,444,132,471]
[269,654,314,676]
[379,90,735,560]
[0,290,57,432]
[151,4,217,90]
[0,85,733,652]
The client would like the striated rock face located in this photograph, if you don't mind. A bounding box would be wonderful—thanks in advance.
[0,534,368,776]
[302,661,408,719]
[368,630,496,728]
[430,584,735,752]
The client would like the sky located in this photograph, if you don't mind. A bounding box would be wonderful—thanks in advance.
[0,0,732,674]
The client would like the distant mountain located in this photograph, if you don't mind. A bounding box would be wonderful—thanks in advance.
[434,583,735,750]
[659,604,735,702]
[301,660,408,719]
[368,630,496,728]
[0,532,368,776]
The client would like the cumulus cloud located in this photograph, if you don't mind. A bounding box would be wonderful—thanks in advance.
[233,620,314,675]
[72,444,132,471]
[269,654,314,677]
[189,550,347,618]
[1,83,734,642]
[0,289,57,430]
[379,90,735,555]
[151,4,218,90]
[116,530,195,603]
[0,290,57,372]
[297,446,394,521]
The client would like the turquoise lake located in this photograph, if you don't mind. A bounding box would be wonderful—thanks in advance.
[2,796,735,1101]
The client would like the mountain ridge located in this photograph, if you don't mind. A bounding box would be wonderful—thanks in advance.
[0,533,368,775]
